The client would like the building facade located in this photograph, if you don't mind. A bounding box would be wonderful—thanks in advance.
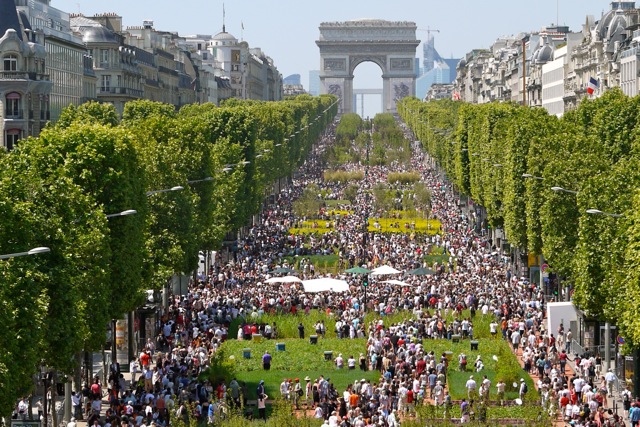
[454,1,640,117]
[0,0,51,149]
[15,0,85,121]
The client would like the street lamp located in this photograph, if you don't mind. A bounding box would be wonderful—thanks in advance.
[40,367,53,427]
[551,186,578,194]
[0,246,50,260]
[586,208,624,372]
[186,177,214,185]
[586,208,623,218]
[522,173,543,180]
[105,209,137,219]
[145,186,184,196]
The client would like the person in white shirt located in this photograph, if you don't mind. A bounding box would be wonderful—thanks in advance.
[328,411,339,427]
[280,379,290,400]
[605,368,618,396]
[465,375,477,400]
[335,354,344,369]
[489,321,498,336]
[573,377,585,401]
[347,355,356,369]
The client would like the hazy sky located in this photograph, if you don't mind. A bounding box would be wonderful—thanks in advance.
[57,0,609,115]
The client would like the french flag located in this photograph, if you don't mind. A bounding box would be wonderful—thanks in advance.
[587,77,598,95]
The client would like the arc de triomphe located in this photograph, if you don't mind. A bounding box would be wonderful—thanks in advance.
[316,20,420,115]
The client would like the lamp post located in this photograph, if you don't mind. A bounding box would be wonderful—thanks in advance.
[145,185,184,196]
[40,367,52,427]
[105,209,137,219]
[522,173,544,180]
[522,174,544,295]
[104,209,137,382]
[586,208,623,374]
[551,186,578,194]
[0,246,50,260]
[186,177,214,185]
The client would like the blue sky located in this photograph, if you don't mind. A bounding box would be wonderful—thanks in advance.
[57,0,609,115]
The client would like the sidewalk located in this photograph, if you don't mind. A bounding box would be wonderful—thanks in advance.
[29,368,135,427]
[515,345,626,426]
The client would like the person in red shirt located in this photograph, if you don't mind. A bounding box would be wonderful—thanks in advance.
[139,351,150,369]
[217,382,226,400]
[416,358,427,376]
[570,388,578,405]
[406,388,415,415]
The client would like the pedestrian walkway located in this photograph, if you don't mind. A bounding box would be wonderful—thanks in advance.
[514,344,627,426]
[29,370,135,427]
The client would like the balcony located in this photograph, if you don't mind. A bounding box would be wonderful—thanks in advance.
[98,87,143,97]
[0,71,28,80]
[5,109,24,119]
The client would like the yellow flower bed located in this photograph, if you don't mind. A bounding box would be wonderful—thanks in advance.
[368,217,442,234]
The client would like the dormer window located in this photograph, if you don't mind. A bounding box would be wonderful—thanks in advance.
[3,54,17,71]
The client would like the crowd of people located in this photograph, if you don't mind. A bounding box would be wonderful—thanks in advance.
[20,116,630,427]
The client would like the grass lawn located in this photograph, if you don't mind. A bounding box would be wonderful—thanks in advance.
[221,337,379,400]
[423,245,453,267]
[228,311,342,341]
[224,310,540,418]
[282,254,340,274]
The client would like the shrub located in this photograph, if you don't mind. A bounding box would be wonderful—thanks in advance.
[323,170,364,182]
[387,171,421,184]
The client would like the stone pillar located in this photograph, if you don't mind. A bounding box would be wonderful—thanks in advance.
[343,76,353,114]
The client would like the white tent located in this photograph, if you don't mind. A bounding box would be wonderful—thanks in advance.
[265,275,302,284]
[371,265,401,276]
[381,279,411,287]
[302,277,350,293]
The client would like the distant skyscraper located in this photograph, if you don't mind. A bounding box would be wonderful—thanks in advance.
[422,34,442,73]
[308,70,320,96]
[283,74,301,85]
[417,36,459,99]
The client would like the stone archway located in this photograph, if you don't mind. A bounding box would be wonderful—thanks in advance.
[316,20,420,115]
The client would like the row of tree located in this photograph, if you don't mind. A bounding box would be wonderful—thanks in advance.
[0,95,338,414]
[397,89,640,350]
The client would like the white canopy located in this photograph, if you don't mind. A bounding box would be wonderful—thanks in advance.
[265,275,302,284]
[302,277,350,293]
[371,265,401,276]
[381,279,411,287]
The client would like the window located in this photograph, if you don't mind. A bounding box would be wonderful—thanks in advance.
[101,49,109,66]
[5,92,21,118]
[101,75,111,92]
[232,50,240,63]
[3,54,17,71]
[5,129,21,150]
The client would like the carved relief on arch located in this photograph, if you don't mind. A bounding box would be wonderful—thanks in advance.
[349,55,386,74]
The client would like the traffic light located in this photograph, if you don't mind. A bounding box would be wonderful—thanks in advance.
[363,276,369,287]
